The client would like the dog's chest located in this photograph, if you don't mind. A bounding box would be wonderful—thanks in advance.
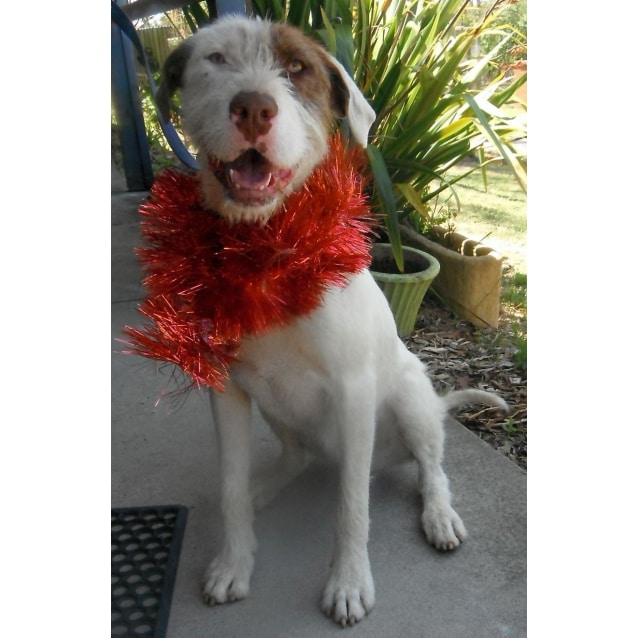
[232,320,331,425]
[222,271,398,454]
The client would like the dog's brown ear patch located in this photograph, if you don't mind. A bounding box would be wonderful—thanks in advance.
[156,40,194,121]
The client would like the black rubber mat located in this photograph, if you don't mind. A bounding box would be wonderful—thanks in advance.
[112,505,188,637]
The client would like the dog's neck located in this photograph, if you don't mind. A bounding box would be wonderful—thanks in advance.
[124,135,376,391]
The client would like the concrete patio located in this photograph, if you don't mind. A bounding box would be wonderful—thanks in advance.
[111,165,526,637]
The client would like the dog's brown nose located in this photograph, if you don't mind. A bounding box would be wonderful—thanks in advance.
[229,91,278,143]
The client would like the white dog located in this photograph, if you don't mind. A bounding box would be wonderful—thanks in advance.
[155,15,507,626]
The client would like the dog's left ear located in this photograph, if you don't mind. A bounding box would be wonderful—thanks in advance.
[156,39,194,121]
[325,57,376,148]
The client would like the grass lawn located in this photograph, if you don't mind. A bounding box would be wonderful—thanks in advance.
[441,160,527,356]
[443,160,527,275]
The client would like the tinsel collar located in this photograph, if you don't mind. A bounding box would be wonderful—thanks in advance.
[123,135,375,391]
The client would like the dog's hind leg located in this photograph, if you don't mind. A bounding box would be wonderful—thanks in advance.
[203,382,257,605]
[392,358,467,551]
[250,416,310,511]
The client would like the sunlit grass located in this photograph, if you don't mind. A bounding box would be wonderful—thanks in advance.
[444,160,527,346]
[444,160,527,275]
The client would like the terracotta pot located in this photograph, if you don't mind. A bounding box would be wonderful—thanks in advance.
[399,225,504,328]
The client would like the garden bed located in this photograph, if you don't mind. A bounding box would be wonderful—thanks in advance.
[406,292,527,471]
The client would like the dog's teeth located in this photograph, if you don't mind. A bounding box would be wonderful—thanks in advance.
[258,174,273,190]
[228,168,272,191]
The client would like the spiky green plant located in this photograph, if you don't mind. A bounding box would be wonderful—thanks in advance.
[253,0,526,271]
[156,0,526,270]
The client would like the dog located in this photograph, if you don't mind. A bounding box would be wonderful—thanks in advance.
[155,15,508,627]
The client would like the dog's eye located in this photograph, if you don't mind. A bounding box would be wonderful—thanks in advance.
[207,52,226,65]
[287,59,305,74]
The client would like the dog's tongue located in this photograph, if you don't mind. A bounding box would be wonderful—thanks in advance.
[227,149,273,190]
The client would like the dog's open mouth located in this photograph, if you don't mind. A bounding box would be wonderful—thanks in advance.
[210,149,294,206]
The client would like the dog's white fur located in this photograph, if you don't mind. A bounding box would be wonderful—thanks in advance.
[158,16,507,627]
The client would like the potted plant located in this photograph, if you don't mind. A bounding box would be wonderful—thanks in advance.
[252,0,526,330]
[285,0,526,260]
[322,0,526,330]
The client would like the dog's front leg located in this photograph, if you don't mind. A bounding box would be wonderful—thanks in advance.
[321,377,376,626]
[203,381,256,605]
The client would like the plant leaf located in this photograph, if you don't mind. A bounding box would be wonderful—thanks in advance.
[367,143,403,272]
[464,93,527,193]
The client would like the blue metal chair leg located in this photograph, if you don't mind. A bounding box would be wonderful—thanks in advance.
[111,20,154,191]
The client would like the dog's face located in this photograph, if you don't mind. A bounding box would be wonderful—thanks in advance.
[157,16,375,223]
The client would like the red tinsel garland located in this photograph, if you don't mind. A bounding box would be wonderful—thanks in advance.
[123,135,375,391]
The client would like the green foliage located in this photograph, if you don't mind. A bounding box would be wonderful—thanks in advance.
[134,0,527,272]
[182,1,215,32]
[513,330,526,372]
[502,271,526,307]
[500,270,526,371]
[479,0,526,67]
[501,416,520,435]
[354,0,526,254]
[254,0,526,270]
[138,82,182,170]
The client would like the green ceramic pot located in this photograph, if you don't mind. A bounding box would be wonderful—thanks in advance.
[370,243,440,338]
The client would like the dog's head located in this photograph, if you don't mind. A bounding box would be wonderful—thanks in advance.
[157,16,376,223]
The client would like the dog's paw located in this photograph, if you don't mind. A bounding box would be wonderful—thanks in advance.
[422,504,467,551]
[202,554,254,605]
[321,562,375,627]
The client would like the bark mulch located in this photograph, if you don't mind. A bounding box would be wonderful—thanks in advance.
[404,294,527,472]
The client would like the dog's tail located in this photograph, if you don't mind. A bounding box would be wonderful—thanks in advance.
[441,389,510,415]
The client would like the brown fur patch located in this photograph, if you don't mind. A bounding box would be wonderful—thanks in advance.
[200,166,227,214]
[270,23,346,133]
